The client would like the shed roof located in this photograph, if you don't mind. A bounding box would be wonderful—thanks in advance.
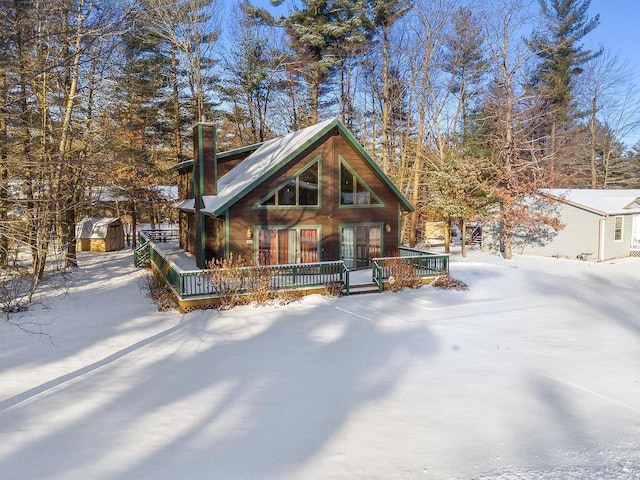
[542,189,640,216]
[76,217,122,239]
[175,118,414,216]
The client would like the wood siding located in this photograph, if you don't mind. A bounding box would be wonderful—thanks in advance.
[223,130,403,263]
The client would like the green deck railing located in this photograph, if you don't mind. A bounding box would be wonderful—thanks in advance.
[176,261,350,298]
[137,231,446,300]
[137,230,350,299]
[372,249,449,292]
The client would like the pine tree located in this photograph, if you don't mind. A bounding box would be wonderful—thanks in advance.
[529,0,601,177]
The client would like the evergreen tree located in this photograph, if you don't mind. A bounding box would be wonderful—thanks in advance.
[220,1,284,145]
[246,0,374,127]
[529,0,601,177]
[106,20,173,247]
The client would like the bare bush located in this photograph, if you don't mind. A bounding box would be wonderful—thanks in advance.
[208,254,248,310]
[0,267,36,318]
[385,258,422,292]
[275,289,303,306]
[323,280,344,298]
[245,266,275,306]
[432,274,469,291]
[143,269,177,312]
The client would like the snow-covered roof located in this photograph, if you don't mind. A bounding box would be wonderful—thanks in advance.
[76,217,121,239]
[202,118,335,216]
[542,188,640,216]
[176,118,413,216]
[90,186,178,202]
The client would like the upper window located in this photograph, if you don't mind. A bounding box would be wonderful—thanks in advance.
[614,216,623,242]
[340,159,381,206]
[258,158,319,207]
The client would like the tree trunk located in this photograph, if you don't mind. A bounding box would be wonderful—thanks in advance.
[503,235,512,260]
[444,217,451,254]
[590,96,597,188]
[460,219,467,258]
[171,48,183,162]
[64,203,78,268]
[0,66,8,268]
[131,203,138,250]
[310,68,320,126]
[381,25,391,175]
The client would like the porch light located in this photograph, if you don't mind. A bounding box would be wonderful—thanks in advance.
[246,228,253,239]
[385,224,391,232]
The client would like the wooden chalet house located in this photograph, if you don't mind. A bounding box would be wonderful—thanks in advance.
[173,119,414,270]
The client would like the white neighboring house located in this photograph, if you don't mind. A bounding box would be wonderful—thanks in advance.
[515,189,640,261]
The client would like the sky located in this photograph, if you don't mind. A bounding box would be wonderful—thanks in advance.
[587,0,640,146]
[587,0,640,71]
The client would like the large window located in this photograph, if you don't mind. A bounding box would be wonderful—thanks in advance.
[258,228,319,265]
[614,216,623,242]
[258,159,319,207]
[340,159,381,206]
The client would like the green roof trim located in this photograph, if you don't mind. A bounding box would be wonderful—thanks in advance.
[218,142,264,159]
[169,142,264,172]
[335,122,414,212]
[208,119,413,216]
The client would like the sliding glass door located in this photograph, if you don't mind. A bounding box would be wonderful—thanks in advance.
[258,228,319,265]
[341,225,382,270]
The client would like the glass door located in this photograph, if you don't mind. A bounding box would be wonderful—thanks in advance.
[341,225,382,270]
[278,229,297,264]
[341,227,356,269]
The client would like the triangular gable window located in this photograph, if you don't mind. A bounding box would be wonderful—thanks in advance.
[339,157,382,206]
[257,157,320,207]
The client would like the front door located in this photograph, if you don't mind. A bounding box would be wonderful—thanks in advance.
[341,225,382,270]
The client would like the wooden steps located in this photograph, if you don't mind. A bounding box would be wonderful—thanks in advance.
[347,282,380,295]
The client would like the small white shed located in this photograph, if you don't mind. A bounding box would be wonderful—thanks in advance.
[76,217,125,252]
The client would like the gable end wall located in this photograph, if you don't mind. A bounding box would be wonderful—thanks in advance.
[221,131,403,263]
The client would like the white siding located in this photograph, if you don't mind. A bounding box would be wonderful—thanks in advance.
[519,203,600,260]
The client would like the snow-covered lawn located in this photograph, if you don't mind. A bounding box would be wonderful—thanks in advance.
[1,249,639,479]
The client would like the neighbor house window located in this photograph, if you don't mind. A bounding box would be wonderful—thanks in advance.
[614,216,623,241]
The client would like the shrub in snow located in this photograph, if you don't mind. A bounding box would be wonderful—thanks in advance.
[432,274,469,291]
[384,258,422,292]
[208,254,251,310]
[0,267,35,317]
[323,280,344,298]
[144,270,177,311]
[208,254,301,310]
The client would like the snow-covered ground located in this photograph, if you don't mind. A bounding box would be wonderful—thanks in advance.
[1,248,639,480]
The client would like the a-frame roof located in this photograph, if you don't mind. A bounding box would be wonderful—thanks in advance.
[176,118,413,216]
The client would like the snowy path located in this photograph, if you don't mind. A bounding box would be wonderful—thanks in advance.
[0,250,639,479]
